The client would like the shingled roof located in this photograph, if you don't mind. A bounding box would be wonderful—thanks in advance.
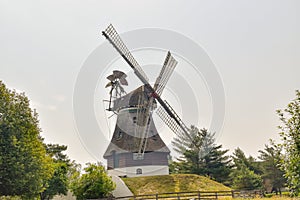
[103,115,170,157]
[112,85,156,111]
[104,84,170,158]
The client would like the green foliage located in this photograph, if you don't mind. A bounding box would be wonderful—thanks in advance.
[68,160,82,186]
[70,163,115,199]
[258,142,286,193]
[40,144,71,200]
[231,165,263,190]
[40,162,69,200]
[276,90,300,196]
[170,126,232,184]
[0,196,21,200]
[231,148,263,175]
[230,148,262,190]
[45,144,70,163]
[0,81,53,198]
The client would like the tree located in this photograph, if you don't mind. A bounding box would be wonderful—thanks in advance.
[200,145,232,184]
[231,148,263,175]
[230,148,262,190]
[0,81,53,198]
[40,144,71,200]
[276,90,300,196]
[45,144,70,163]
[68,160,82,187]
[171,126,232,184]
[231,165,263,190]
[70,163,115,199]
[258,142,286,194]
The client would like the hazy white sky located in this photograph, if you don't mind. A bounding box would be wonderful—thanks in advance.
[1,0,299,165]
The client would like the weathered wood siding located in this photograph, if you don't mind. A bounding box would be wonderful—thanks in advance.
[106,152,169,169]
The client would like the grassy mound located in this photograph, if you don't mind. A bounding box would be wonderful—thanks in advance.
[122,174,231,195]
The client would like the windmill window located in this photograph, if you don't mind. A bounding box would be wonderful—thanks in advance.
[136,168,142,175]
[133,116,137,123]
[116,131,123,140]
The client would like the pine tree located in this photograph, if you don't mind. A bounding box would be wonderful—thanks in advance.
[230,148,262,190]
[258,143,286,194]
[171,126,232,184]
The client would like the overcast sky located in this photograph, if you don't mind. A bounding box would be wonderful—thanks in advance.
[1,0,299,165]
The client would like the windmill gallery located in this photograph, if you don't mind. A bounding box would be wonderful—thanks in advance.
[102,24,193,177]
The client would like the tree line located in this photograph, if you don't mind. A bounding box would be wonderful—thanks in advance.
[0,81,115,199]
[169,90,300,196]
[1,80,299,198]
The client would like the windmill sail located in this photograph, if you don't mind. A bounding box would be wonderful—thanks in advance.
[102,24,193,154]
[154,51,178,96]
[156,100,191,139]
[137,52,178,155]
[102,24,149,84]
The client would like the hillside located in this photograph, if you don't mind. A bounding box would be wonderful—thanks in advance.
[122,174,231,195]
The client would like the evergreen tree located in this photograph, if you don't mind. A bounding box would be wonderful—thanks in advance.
[231,148,263,175]
[171,126,232,184]
[258,142,286,194]
[230,148,262,190]
[231,165,262,190]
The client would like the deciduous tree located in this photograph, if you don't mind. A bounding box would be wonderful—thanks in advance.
[40,144,71,200]
[0,81,53,198]
[70,163,115,199]
[276,90,300,196]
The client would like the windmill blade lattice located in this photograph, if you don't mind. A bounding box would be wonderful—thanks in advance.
[102,24,149,84]
[137,99,155,155]
[154,51,178,96]
[156,100,192,141]
[102,24,194,154]
[136,51,178,154]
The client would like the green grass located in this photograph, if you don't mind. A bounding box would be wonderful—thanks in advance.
[122,174,231,195]
[0,197,22,200]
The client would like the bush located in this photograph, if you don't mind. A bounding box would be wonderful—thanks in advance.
[70,163,115,199]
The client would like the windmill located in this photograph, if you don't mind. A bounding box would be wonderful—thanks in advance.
[102,24,193,177]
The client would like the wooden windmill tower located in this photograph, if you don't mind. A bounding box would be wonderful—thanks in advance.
[102,24,192,177]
